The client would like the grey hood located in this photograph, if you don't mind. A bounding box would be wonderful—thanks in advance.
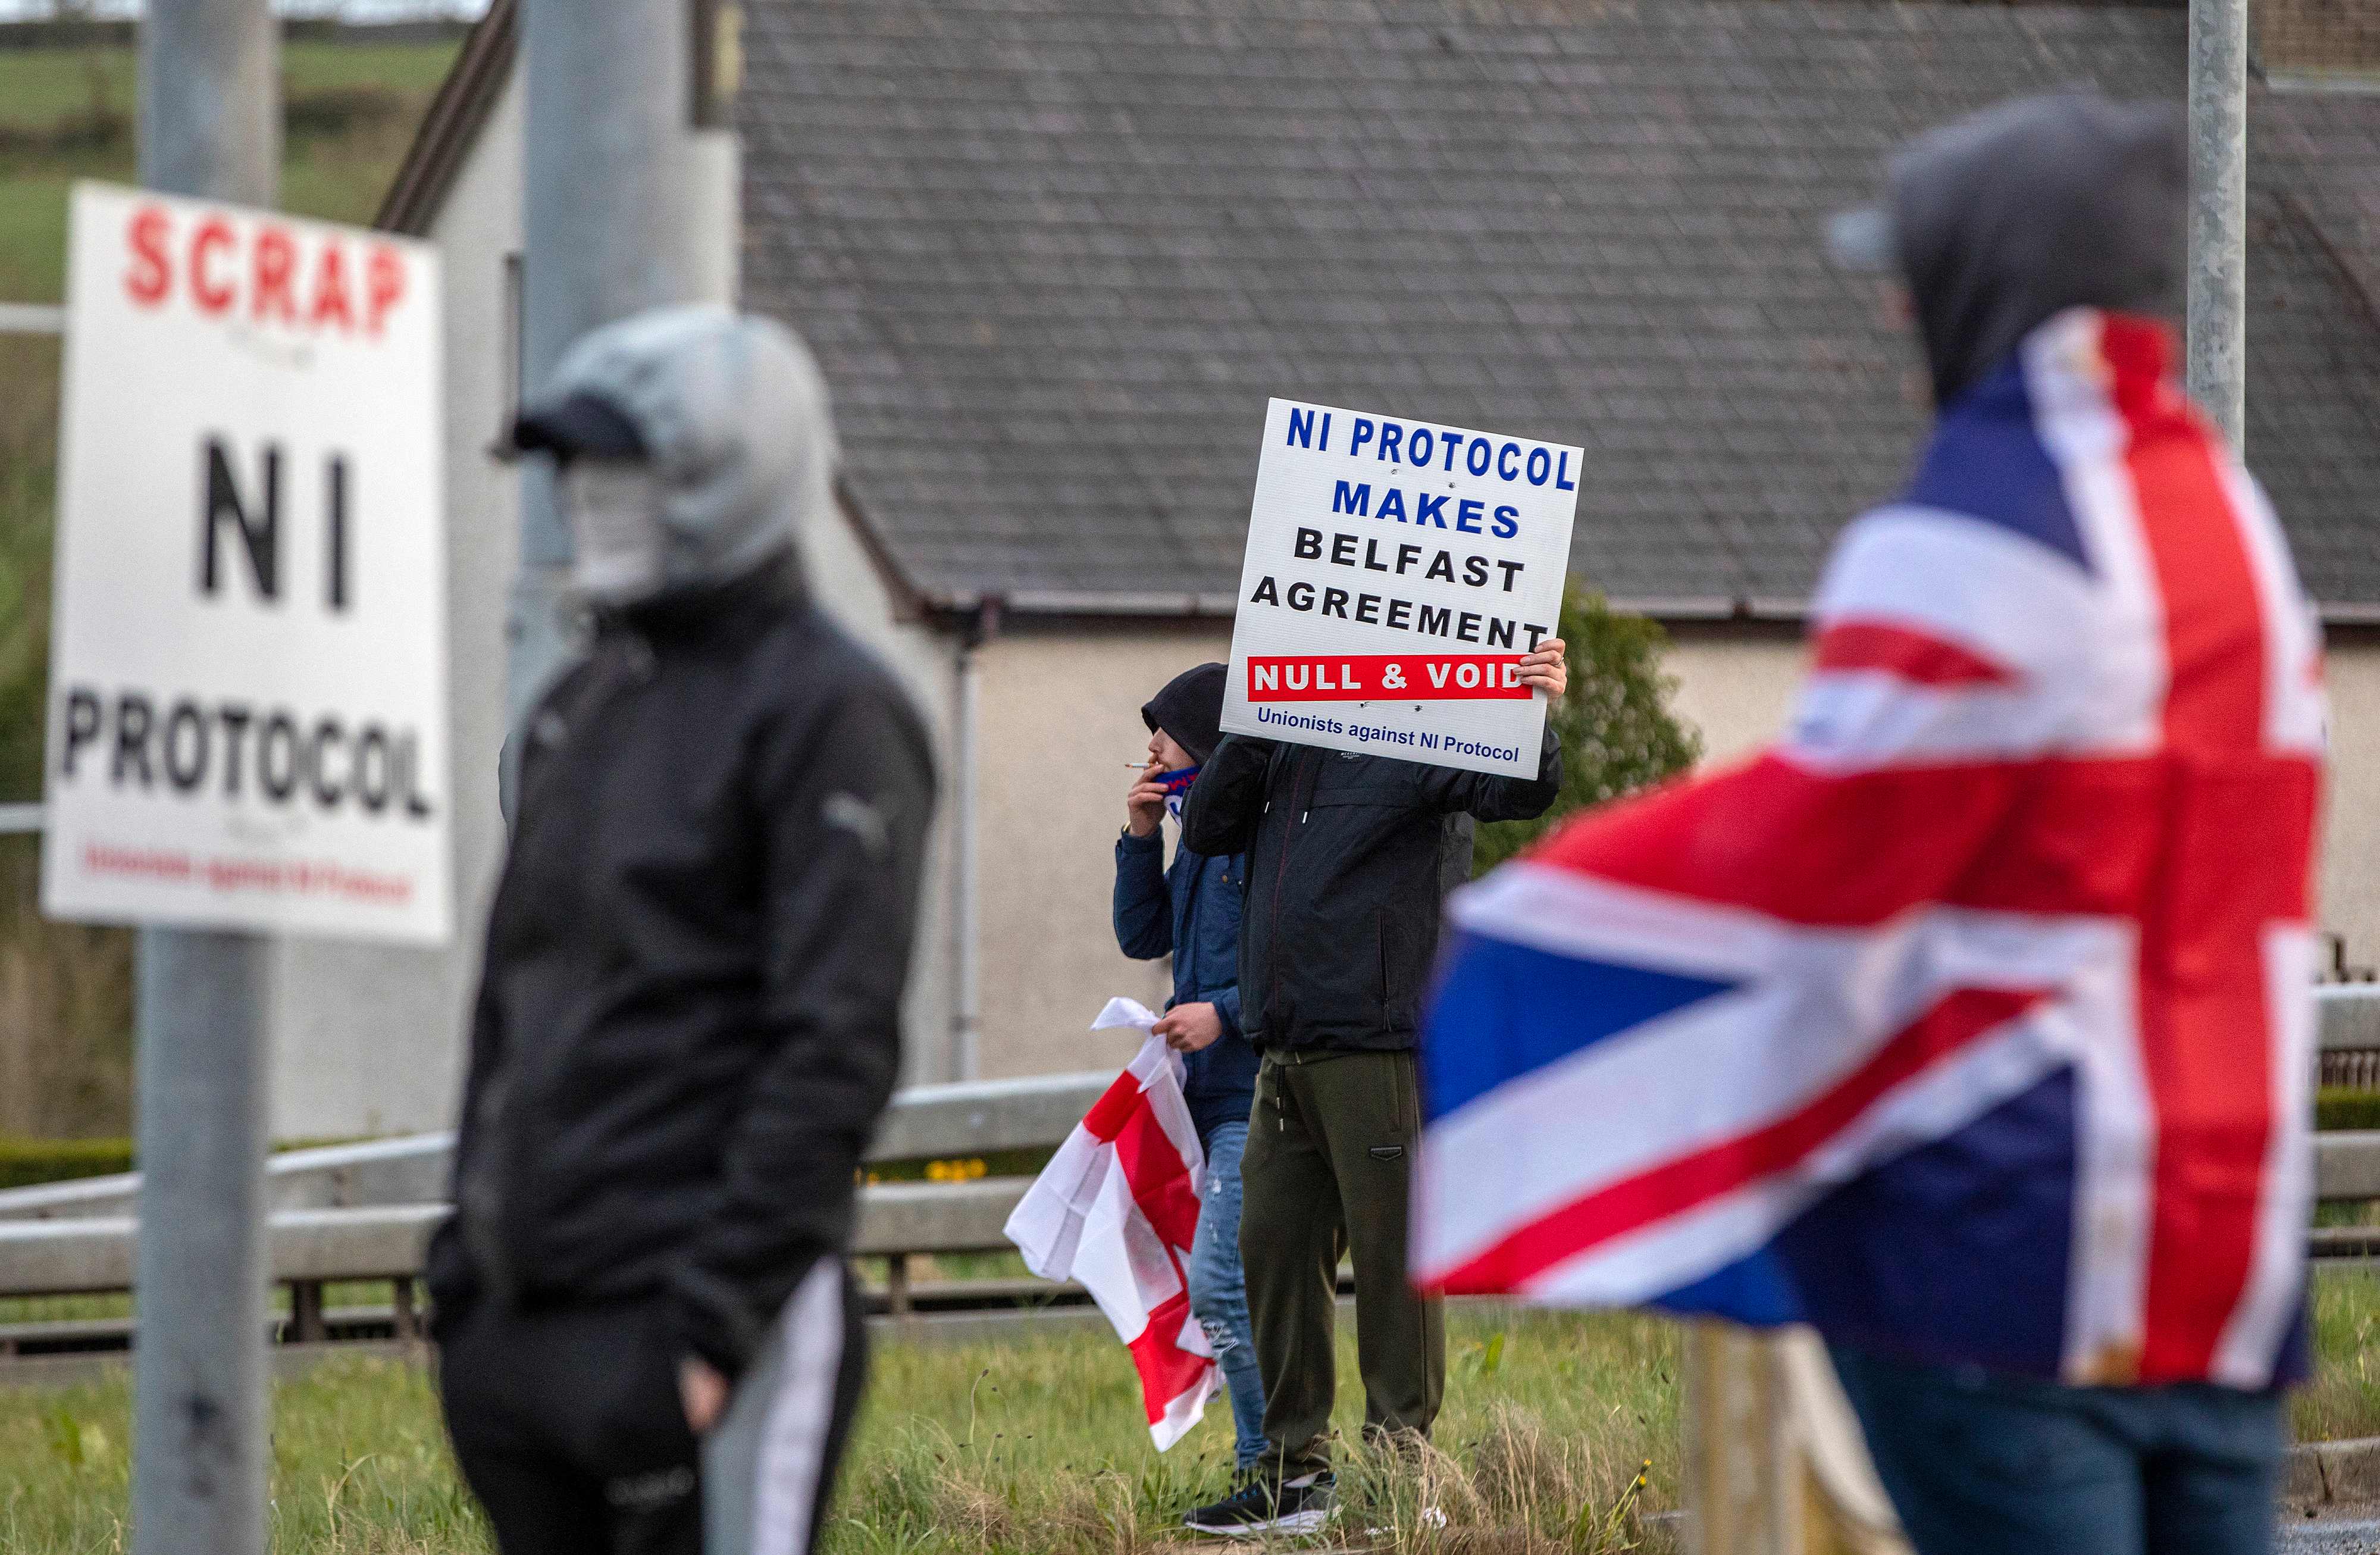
[518,305,838,593]
[1879,92,2186,406]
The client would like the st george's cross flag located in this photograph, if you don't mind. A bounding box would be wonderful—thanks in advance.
[1006,1000,1220,1447]
[1415,311,2327,1388]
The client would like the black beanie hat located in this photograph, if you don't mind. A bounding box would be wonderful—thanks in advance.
[1141,662,1227,765]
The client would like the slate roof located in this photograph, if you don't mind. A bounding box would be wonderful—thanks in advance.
[724,0,2380,616]
[378,2,2378,615]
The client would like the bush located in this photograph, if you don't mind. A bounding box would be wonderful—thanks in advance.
[0,1135,130,1192]
[0,334,136,1140]
[2319,1088,2380,1132]
[1474,588,1702,874]
[0,1134,392,1193]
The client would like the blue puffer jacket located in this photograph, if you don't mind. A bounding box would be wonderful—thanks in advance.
[1113,827,1259,1139]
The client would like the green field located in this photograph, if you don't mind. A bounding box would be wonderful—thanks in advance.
[0,36,461,303]
[0,32,459,1138]
[5,1273,2380,1554]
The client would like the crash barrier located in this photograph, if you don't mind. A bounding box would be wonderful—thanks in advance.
[8,987,2380,1354]
[0,1181,1044,1349]
[0,1071,1112,1355]
[0,1069,1115,1222]
[2322,983,2380,1088]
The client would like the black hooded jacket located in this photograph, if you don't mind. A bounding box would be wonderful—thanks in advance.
[1884,93,2184,405]
[426,558,935,1380]
[1180,730,1560,1054]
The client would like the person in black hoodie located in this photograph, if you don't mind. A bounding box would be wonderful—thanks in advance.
[1113,662,1267,1473]
[1813,92,2298,1555]
[427,305,935,1555]
[1178,640,1567,1535]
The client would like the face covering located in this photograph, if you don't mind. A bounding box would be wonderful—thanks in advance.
[560,460,667,604]
[1158,765,1200,823]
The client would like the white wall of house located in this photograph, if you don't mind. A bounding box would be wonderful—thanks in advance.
[1661,627,1803,764]
[799,508,961,1087]
[2318,642,2380,979]
[969,624,1230,1078]
[261,59,966,1134]
[266,65,526,1139]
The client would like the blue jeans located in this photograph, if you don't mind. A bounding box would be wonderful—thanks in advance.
[1190,1119,1267,1470]
[1829,1344,2287,1555]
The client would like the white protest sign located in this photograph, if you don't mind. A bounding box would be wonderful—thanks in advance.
[1220,399,1580,778]
[41,182,451,944]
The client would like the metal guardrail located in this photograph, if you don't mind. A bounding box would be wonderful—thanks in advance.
[0,1187,1036,1303]
[0,1132,459,1223]
[2319,985,2380,1088]
[866,1071,1115,1161]
[10,989,2380,1357]
[2317,1133,2380,1203]
[0,1071,1115,1222]
[2319,985,2380,1047]
[0,1071,1107,1347]
[0,302,64,336]
[16,985,2365,1225]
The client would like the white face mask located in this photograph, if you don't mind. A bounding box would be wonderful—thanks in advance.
[560,461,667,604]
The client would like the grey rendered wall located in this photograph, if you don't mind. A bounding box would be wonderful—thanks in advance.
[264,60,963,1132]
[266,65,526,1137]
[797,501,960,1087]
[970,625,1229,1080]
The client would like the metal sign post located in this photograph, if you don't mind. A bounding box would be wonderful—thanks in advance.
[509,0,740,730]
[2187,0,2249,450]
[130,5,277,1551]
[48,6,449,1550]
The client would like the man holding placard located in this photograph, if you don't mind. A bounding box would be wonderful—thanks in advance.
[1179,402,1573,1536]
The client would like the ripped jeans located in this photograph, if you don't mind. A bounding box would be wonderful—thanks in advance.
[1189,1118,1267,1469]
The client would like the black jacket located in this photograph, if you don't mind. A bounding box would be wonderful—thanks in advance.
[426,561,935,1380]
[1179,730,1559,1053]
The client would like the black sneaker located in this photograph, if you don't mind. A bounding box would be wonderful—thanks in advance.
[1183,1469,1335,1538]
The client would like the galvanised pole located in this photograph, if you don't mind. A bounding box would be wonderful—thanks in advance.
[130,3,277,1552]
[509,0,739,730]
[2187,0,2249,450]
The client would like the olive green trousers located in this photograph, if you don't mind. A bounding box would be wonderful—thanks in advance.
[1239,1047,1445,1476]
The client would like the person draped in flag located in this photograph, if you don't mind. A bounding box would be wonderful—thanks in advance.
[1416,93,2325,1555]
[1114,662,1269,1473]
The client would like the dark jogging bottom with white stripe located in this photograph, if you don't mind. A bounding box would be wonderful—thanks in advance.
[441,1260,867,1555]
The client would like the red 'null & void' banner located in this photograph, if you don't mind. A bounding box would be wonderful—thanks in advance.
[1246,655,1529,702]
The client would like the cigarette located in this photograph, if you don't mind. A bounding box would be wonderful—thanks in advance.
[1126,761,1154,769]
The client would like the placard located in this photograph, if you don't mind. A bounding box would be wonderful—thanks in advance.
[41,182,451,943]
[1220,398,1580,778]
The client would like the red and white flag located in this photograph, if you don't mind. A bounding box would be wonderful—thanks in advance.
[1006,999,1219,1448]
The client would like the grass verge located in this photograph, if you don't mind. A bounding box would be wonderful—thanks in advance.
[0,1306,1672,1554]
[837,1304,1676,1554]
[7,1271,2380,1553]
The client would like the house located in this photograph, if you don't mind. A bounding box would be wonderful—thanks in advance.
[265,0,2380,1136]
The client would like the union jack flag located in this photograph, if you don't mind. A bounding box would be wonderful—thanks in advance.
[1414,309,2326,1388]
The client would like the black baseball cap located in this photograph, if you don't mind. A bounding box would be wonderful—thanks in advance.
[505,390,647,461]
